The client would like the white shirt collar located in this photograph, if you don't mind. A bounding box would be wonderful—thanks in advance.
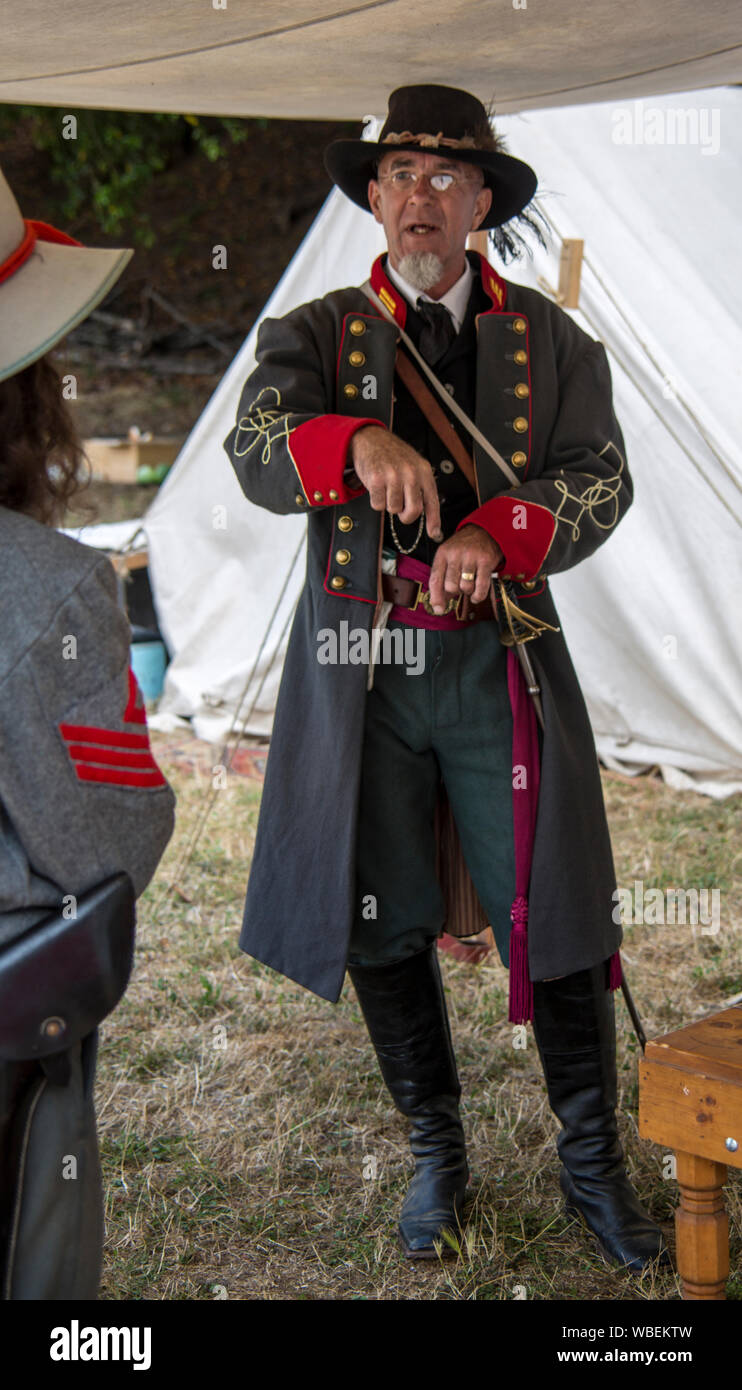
[384,256,474,333]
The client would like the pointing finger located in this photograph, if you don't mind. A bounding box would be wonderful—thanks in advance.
[420,469,442,542]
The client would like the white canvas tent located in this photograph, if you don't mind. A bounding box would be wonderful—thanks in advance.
[5,4,741,796]
[2,1,740,118]
[137,86,742,798]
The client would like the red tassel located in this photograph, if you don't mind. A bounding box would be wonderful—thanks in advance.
[508,894,534,1024]
[608,949,622,991]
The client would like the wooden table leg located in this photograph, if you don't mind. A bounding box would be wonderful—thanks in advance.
[675,1150,729,1299]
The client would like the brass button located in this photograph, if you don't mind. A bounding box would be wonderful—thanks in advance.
[348,350,365,367]
[514,349,527,365]
[329,489,338,500]
[337,515,353,532]
[343,383,359,400]
[295,494,305,505]
[41,1016,66,1039]
[511,451,527,466]
[513,417,528,433]
[330,575,346,590]
[350,320,366,336]
[313,490,323,502]
[514,382,529,399]
[522,579,537,590]
[513,317,527,334]
[335,548,351,565]
[516,572,525,580]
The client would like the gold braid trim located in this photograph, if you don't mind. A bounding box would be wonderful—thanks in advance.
[232,385,292,467]
[550,438,627,542]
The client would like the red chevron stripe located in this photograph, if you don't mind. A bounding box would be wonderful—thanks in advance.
[59,723,150,750]
[72,764,167,788]
[67,743,160,770]
[124,667,147,724]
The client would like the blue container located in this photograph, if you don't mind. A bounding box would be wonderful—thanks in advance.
[130,637,167,701]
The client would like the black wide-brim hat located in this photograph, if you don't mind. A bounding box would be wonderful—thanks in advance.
[324,84,537,230]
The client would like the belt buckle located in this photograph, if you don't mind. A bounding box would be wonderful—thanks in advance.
[410,581,424,612]
[412,583,462,618]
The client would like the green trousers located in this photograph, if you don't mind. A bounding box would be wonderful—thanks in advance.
[348,618,516,968]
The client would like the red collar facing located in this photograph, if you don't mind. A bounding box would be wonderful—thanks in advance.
[369,251,507,327]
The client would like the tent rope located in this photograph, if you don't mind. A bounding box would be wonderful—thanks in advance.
[150,528,306,920]
[538,209,742,527]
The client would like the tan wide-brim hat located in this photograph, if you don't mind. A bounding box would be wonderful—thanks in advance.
[0,166,133,384]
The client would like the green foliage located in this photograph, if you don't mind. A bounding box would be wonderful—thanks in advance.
[0,106,255,244]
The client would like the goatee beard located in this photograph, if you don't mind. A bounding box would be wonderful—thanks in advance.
[397,252,444,293]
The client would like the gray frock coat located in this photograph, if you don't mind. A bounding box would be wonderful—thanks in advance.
[224,252,630,1003]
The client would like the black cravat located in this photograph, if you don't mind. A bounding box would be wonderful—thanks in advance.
[415,298,456,364]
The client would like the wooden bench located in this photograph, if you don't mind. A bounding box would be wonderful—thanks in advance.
[639,1004,742,1299]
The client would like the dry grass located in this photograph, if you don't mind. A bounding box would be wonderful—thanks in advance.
[97,736,742,1301]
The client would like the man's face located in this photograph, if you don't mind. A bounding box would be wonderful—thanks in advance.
[368,150,493,297]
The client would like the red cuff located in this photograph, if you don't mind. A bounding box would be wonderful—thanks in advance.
[288,415,383,506]
[458,497,556,580]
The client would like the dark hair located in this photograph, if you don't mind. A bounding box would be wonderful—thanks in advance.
[0,355,93,526]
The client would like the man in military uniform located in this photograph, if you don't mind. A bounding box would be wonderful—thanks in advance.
[224,85,667,1271]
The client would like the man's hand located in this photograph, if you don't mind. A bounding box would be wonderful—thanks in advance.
[350,425,443,541]
[428,525,503,611]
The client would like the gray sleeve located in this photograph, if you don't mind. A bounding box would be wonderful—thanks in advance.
[0,553,175,929]
[465,334,632,581]
[223,307,371,516]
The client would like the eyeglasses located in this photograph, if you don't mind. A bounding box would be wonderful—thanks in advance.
[377,169,481,194]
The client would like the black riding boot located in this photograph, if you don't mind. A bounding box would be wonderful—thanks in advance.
[532,962,668,1271]
[348,943,469,1258]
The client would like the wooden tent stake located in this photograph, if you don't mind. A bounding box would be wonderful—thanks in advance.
[559,238,584,308]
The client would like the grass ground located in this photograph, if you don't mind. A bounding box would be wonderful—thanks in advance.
[97,737,742,1301]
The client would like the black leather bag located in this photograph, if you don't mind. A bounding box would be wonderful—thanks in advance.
[0,873,136,1062]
